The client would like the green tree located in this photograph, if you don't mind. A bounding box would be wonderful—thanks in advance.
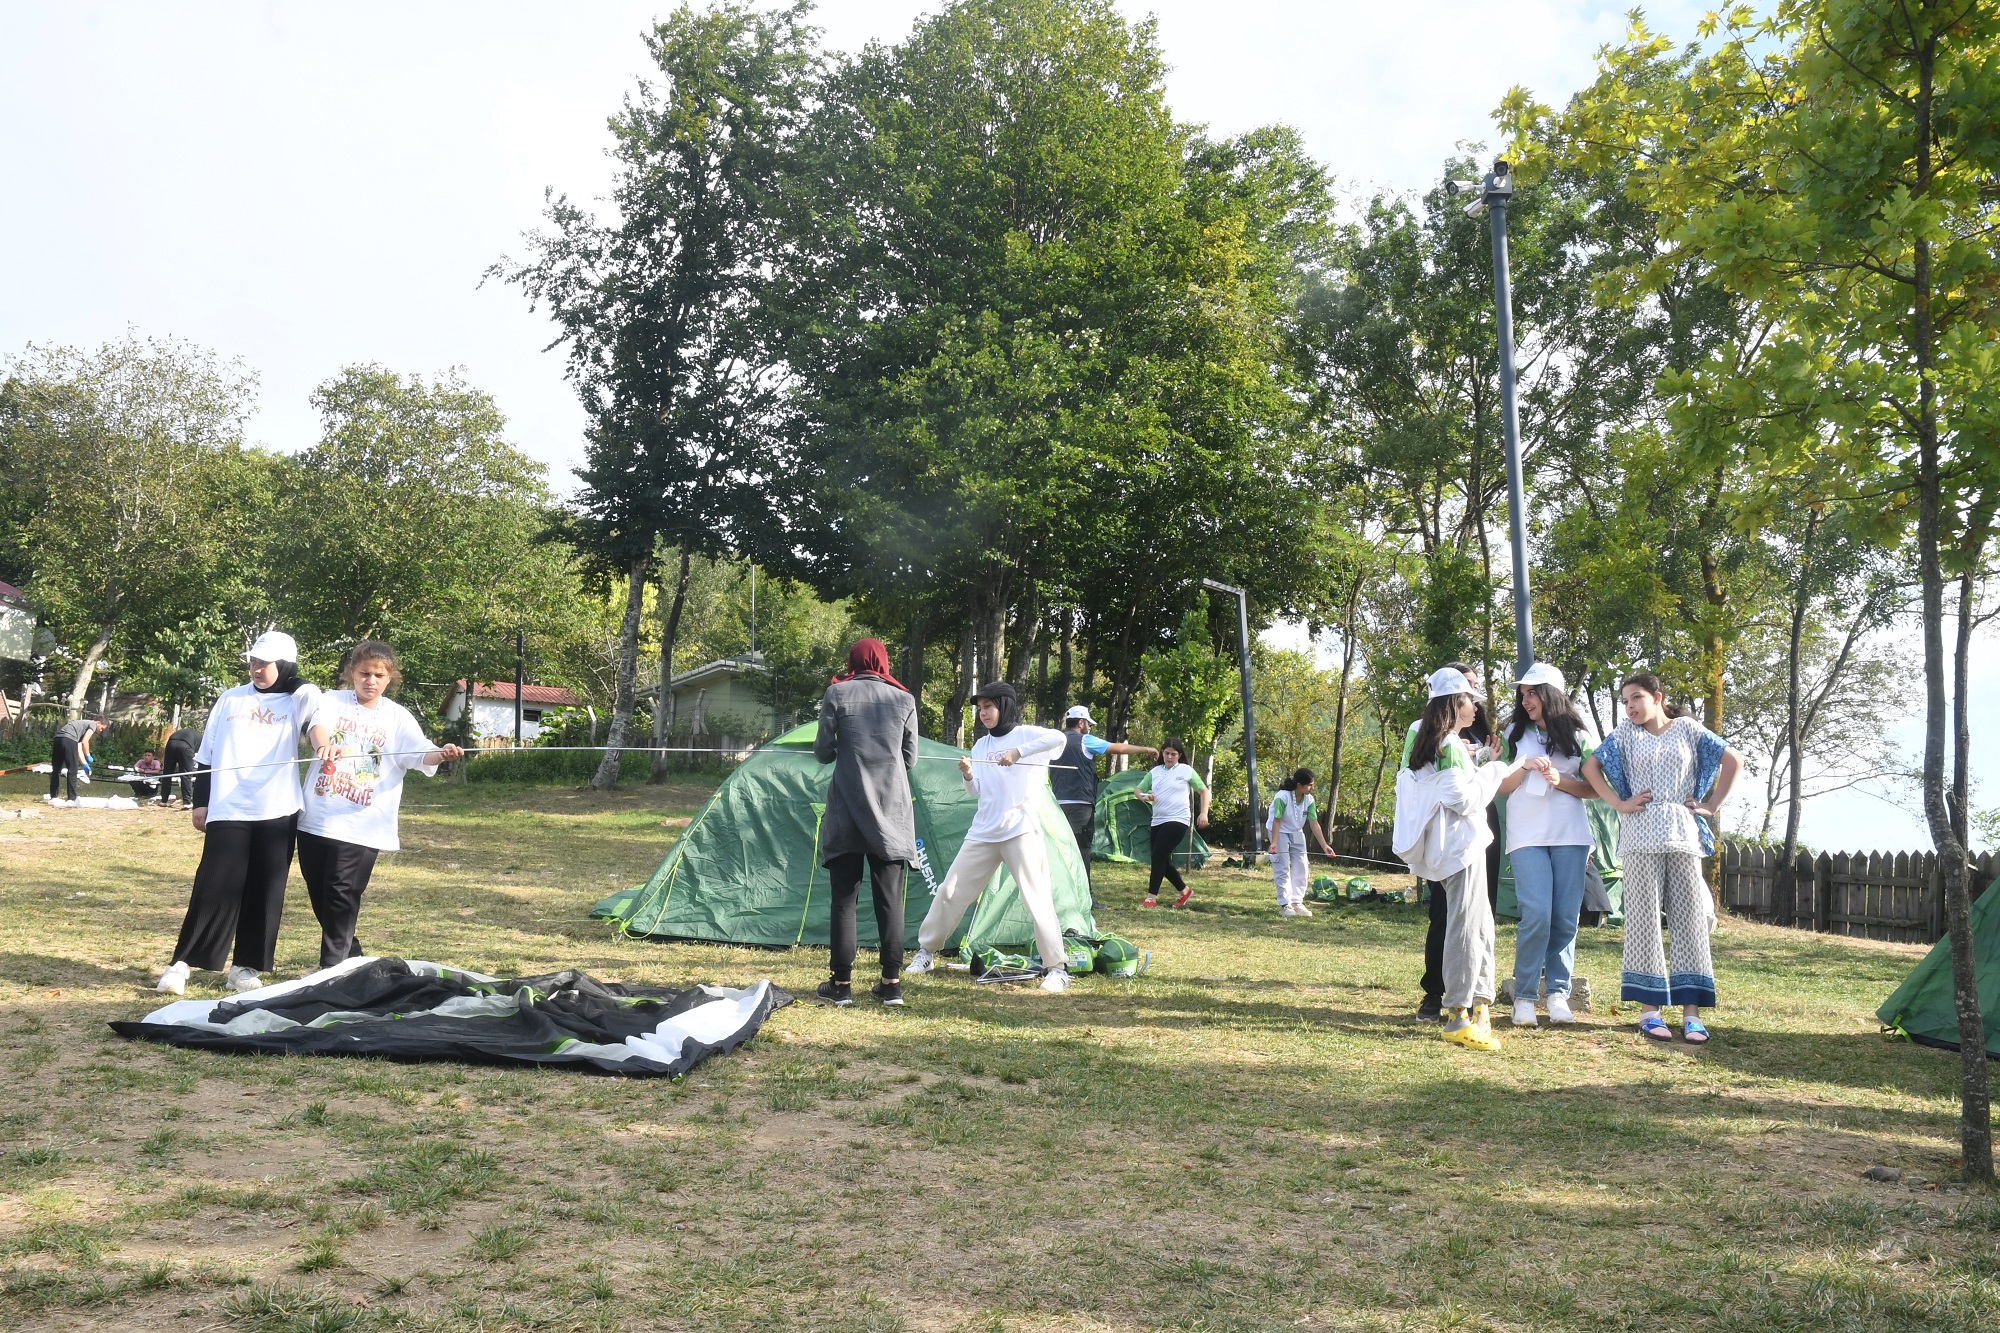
[0,334,260,717]
[269,366,587,701]
[497,1,816,786]
[1555,0,2000,1181]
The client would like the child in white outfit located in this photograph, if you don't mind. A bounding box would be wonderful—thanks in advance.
[1267,767,1334,916]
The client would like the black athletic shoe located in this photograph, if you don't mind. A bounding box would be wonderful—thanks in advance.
[816,979,853,1007]
[1416,996,1444,1023]
[870,980,904,1007]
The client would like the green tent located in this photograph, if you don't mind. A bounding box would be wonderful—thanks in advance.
[1877,885,2000,1057]
[1495,796,1624,926]
[593,722,1096,957]
[1092,768,1211,868]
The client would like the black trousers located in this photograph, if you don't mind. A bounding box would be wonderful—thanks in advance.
[1061,803,1094,885]
[160,738,198,804]
[1148,821,1190,898]
[172,815,297,972]
[49,736,81,800]
[296,830,381,970]
[1420,834,1504,1000]
[826,853,906,983]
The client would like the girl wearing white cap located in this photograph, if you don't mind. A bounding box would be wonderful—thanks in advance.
[156,631,324,995]
[1496,663,1596,1027]
[1582,672,1741,1045]
[1391,666,1520,1051]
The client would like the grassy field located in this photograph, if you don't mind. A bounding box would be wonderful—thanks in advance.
[1,775,1996,1332]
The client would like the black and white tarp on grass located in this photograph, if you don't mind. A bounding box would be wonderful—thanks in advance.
[112,957,790,1075]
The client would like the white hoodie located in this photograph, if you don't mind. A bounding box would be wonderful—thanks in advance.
[1391,736,1515,882]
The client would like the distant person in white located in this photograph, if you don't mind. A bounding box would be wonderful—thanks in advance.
[157,632,325,996]
[297,640,463,971]
[904,682,1074,993]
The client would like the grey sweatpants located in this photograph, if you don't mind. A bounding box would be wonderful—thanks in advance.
[1442,857,1495,1009]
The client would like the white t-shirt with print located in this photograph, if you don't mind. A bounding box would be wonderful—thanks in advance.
[298,691,438,852]
[197,682,322,823]
[961,725,1068,843]
[1140,763,1207,826]
[1267,788,1317,839]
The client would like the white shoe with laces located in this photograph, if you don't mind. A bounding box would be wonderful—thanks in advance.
[156,961,189,995]
[904,949,936,975]
[1294,903,1312,917]
[1546,993,1575,1025]
[1039,968,1069,993]
[226,966,264,994]
[1511,998,1539,1028]
[1279,905,1299,918]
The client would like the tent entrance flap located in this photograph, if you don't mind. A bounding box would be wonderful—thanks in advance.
[594,723,1095,953]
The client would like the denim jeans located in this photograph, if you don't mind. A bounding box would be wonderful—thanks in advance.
[1510,844,1588,999]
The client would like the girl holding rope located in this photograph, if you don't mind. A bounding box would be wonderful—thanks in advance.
[296,641,463,970]
[157,632,324,996]
[1582,672,1741,1045]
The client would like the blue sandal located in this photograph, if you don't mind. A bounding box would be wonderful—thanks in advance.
[1681,1017,1710,1045]
[1639,1013,1674,1042]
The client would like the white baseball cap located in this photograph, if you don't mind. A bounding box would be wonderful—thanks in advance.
[1064,705,1094,723]
[1514,661,1566,691]
[246,630,298,664]
[1427,666,1475,699]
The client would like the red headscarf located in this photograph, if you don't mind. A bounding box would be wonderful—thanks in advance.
[831,637,908,692]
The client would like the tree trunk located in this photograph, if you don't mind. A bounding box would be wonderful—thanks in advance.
[1910,44,1992,1182]
[1006,583,1040,688]
[1054,605,1074,720]
[1698,487,1728,907]
[1107,604,1138,740]
[1078,610,1097,716]
[943,620,974,747]
[67,620,117,720]
[1361,713,1392,835]
[1772,511,1819,924]
[1322,571,1363,841]
[592,555,651,791]
[650,546,692,783]
[903,613,928,721]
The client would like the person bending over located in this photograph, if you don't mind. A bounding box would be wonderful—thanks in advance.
[905,683,1073,992]
[48,717,104,804]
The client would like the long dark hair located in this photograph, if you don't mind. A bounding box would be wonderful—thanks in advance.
[1407,694,1471,771]
[1507,683,1586,758]
[1443,660,1491,744]
[1159,736,1187,767]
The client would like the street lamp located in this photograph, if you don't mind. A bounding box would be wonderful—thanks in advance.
[1200,578,1260,859]
[1446,159,1536,677]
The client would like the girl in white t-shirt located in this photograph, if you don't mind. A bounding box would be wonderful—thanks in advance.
[1266,767,1335,916]
[1136,739,1209,908]
[157,631,324,996]
[298,641,463,971]
[1495,663,1596,1028]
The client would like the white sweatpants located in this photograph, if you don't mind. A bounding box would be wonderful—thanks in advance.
[1271,828,1308,906]
[916,831,1068,972]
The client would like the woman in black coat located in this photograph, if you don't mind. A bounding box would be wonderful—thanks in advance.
[813,638,920,1007]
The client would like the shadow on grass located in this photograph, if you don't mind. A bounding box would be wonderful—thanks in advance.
[0,952,149,989]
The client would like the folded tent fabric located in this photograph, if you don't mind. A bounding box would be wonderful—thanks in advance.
[112,956,788,1076]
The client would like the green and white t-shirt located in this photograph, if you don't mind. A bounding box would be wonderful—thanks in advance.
[1402,719,1474,772]
[1266,788,1317,839]
[1137,763,1206,826]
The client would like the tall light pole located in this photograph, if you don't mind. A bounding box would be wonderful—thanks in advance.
[1448,159,1535,677]
[1200,579,1260,858]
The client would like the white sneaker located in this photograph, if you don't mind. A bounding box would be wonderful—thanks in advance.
[226,966,264,993]
[1293,903,1312,917]
[1511,999,1538,1028]
[904,949,935,975]
[156,961,189,995]
[1547,993,1575,1025]
[1039,968,1069,993]
[1279,904,1299,918]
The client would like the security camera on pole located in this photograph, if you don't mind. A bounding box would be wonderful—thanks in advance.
[1445,160,1535,678]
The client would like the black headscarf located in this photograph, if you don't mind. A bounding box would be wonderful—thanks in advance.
[255,661,307,695]
[973,681,1021,737]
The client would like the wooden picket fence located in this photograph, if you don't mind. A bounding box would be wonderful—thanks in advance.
[1719,843,2000,944]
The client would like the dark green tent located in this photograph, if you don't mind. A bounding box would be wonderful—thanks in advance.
[593,722,1096,955]
[1877,886,2000,1057]
[1092,768,1210,868]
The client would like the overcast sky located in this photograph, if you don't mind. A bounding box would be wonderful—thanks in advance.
[3,1,1983,851]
